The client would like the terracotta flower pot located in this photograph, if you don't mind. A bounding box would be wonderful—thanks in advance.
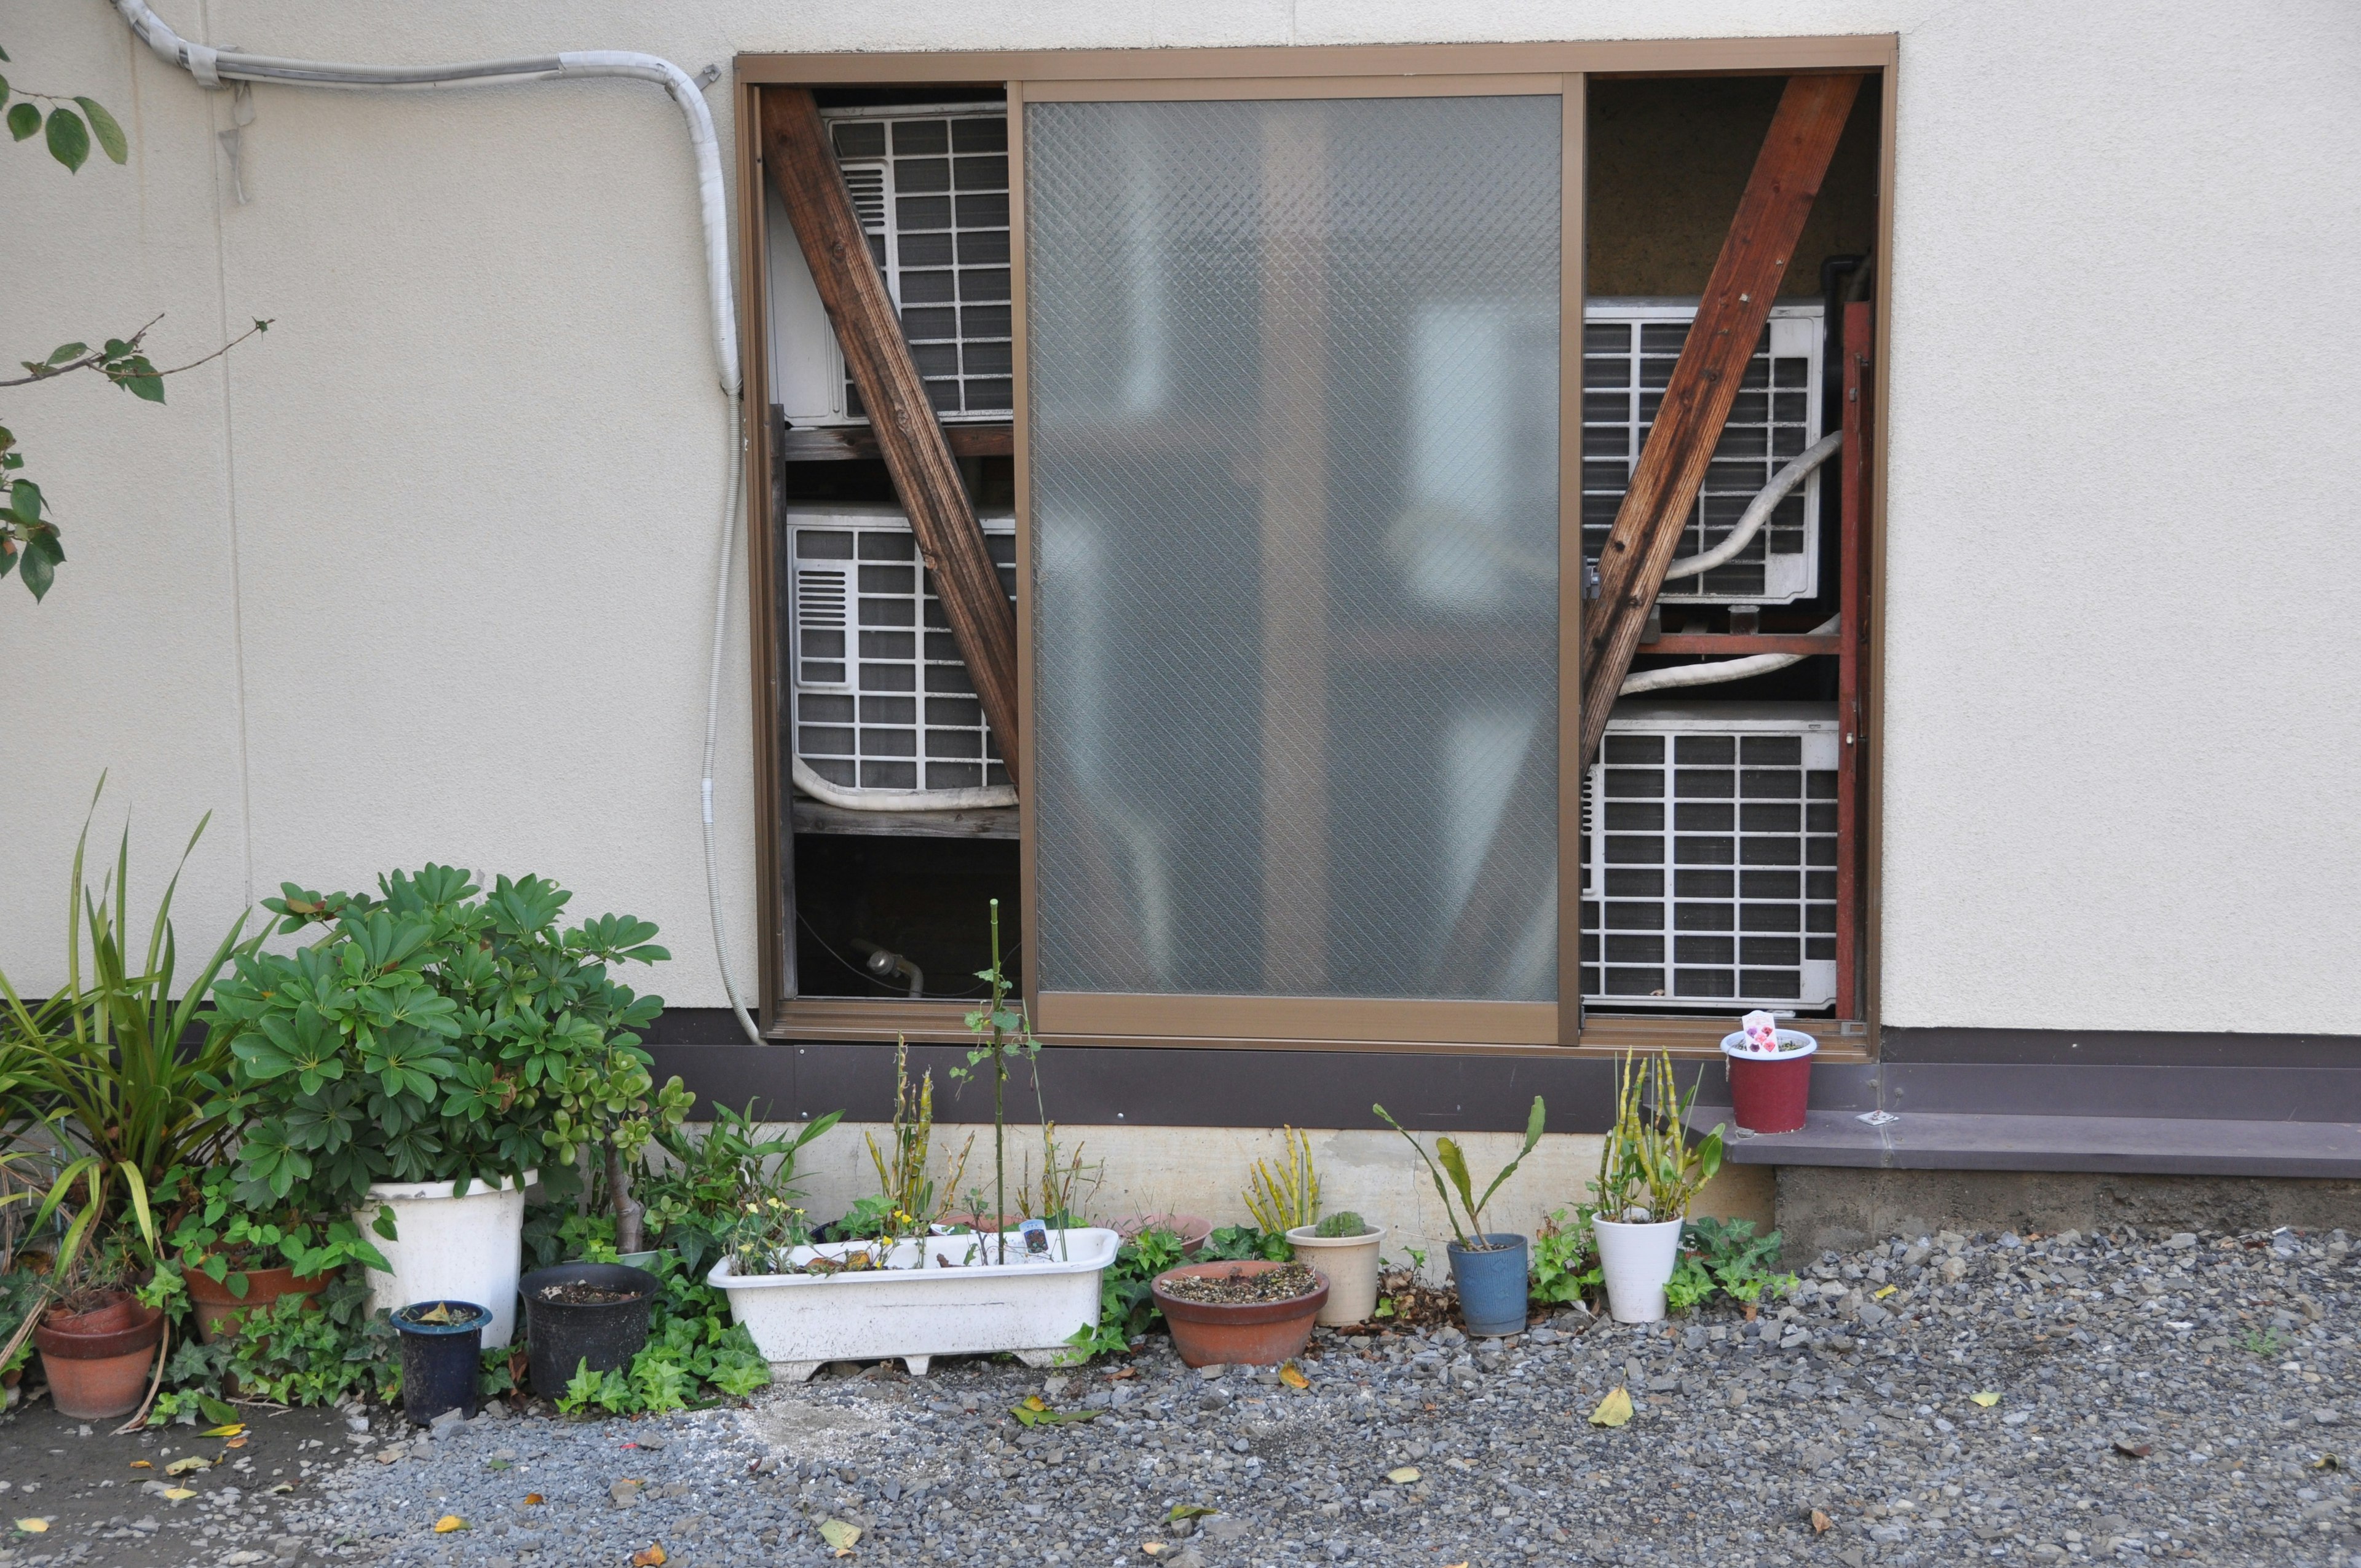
[34,1299,165,1420]
[186,1264,336,1344]
[1114,1213,1214,1259]
[1152,1259,1328,1368]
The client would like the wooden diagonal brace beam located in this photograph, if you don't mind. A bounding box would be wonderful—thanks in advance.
[1576,73,1863,776]
[760,87,1022,785]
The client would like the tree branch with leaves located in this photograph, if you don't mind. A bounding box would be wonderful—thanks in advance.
[2,42,271,601]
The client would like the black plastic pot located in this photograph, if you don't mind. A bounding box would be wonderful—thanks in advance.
[520,1263,657,1400]
[391,1300,491,1427]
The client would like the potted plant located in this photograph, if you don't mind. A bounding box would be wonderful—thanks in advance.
[1591,1051,1726,1323]
[165,1168,387,1344]
[0,789,256,1418]
[1243,1127,1383,1327]
[518,1261,658,1400]
[638,1101,842,1281]
[209,865,692,1348]
[707,1029,1116,1379]
[1720,1010,1819,1134]
[390,1299,491,1425]
[1375,1096,1546,1337]
[1150,1258,1328,1366]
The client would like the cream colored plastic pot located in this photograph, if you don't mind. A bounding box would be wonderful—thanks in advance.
[1285,1224,1385,1326]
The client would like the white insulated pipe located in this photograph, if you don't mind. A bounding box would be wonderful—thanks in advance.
[108,1,766,1042]
[1619,614,1841,696]
[1661,429,1841,582]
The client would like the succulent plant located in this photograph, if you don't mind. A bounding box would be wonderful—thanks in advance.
[1314,1211,1370,1238]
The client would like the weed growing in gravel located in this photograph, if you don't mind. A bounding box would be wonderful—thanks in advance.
[2241,1323,2288,1359]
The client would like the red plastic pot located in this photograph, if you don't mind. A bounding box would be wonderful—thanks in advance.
[1152,1259,1327,1368]
[186,1264,336,1344]
[34,1297,165,1420]
[1720,1030,1819,1134]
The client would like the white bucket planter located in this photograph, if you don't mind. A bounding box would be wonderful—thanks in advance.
[357,1171,536,1349]
[1594,1215,1685,1324]
[1285,1225,1385,1327]
[710,1227,1118,1380]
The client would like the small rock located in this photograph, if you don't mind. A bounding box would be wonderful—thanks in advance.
[611,1479,643,1508]
[2167,1233,2198,1250]
[2315,1410,2343,1426]
[1204,1516,1249,1542]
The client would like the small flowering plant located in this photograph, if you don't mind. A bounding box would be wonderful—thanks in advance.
[726,1195,817,1276]
[1728,1009,1808,1055]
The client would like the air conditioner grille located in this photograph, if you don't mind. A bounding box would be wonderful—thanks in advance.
[1580,705,1838,1009]
[788,507,1015,794]
[1581,300,1824,604]
[828,109,1012,419]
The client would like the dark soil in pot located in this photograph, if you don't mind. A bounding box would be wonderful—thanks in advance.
[1158,1261,1321,1305]
[520,1263,656,1400]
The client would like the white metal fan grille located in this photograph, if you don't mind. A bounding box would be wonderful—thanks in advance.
[1580,704,1839,1009]
[826,106,1013,419]
[1581,299,1824,604]
[787,506,1016,793]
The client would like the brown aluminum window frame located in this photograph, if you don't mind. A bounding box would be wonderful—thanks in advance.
[738,36,1897,1061]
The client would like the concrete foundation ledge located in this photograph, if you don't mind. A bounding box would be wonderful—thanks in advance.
[1774,1163,2361,1262]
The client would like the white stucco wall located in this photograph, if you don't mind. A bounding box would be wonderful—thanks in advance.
[3,2,2357,1034]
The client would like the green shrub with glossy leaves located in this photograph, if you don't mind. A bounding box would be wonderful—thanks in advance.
[208,865,690,1221]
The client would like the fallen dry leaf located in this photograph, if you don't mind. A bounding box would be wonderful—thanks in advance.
[631,1546,668,1567]
[1873,1285,1897,1299]
[269,1484,295,1495]
[433,1516,467,1534]
[14,1520,47,1535]
[820,1518,862,1554]
[164,1456,208,1476]
[1970,1392,2001,1408]
[1386,1466,1422,1484]
[129,1460,152,1470]
[225,1437,248,1450]
[2114,1440,2153,1459]
[161,1488,197,1502]
[1166,1504,1218,1522]
[1141,1545,1168,1558]
[1590,1387,1634,1428]
[1278,1362,1309,1390]
[523,1494,545,1506]
[200,1423,245,1438]
[2314,1455,2343,1471]
[1811,1509,1833,1534]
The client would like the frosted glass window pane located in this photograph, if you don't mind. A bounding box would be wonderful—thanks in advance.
[1027,96,1560,1001]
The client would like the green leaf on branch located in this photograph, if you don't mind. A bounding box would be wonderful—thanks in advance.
[73,98,126,164]
[7,102,36,142]
[9,478,44,523]
[45,106,89,172]
[47,343,89,366]
[21,542,54,600]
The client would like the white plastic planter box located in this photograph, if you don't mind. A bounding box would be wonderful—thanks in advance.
[357,1170,536,1350]
[709,1227,1118,1380]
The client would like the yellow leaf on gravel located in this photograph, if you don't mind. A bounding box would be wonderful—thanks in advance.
[1873,1285,1897,1300]
[162,1489,197,1502]
[164,1457,208,1475]
[1279,1363,1309,1390]
[14,1520,47,1534]
[1590,1387,1634,1428]
[820,1518,862,1553]
[1971,1392,2001,1408]
[523,1494,545,1506]
[1812,1509,1833,1533]
[1021,1395,1047,1411]
[631,1546,668,1567]
[1141,1545,1167,1558]
[129,1460,152,1469]
[433,1516,467,1534]
[1386,1467,1422,1484]
[200,1423,245,1438]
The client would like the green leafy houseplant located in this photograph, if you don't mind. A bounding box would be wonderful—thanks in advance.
[1530,1205,1602,1306]
[1592,1051,1725,1224]
[0,785,258,1318]
[638,1102,841,1279]
[1374,1096,1547,1251]
[163,1165,388,1299]
[208,866,692,1246]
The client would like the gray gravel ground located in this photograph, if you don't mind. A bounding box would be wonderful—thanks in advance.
[12,1222,2360,1567]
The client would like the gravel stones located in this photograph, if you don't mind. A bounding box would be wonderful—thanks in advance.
[82,1223,2355,1568]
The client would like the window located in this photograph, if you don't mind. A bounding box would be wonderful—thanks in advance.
[741,43,1892,1051]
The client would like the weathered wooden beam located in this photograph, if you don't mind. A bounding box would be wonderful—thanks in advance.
[760,87,1022,783]
[1576,73,1862,775]
[779,422,1014,464]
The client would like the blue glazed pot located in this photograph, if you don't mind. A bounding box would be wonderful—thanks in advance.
[1447,1232,1531,1337]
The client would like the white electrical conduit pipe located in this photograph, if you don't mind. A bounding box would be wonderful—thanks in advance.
[1619,614,1840,696]
[108,1,769,1042]
[1661,429,1842,582]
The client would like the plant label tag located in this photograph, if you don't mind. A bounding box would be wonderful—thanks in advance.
[1019,1219,1049,1254]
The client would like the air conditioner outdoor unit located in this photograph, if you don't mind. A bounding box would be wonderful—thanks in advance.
[767,101,1013,428]
[1583,298,1825,604]
[1580,702,1839,1011]
[786,504,1016,796]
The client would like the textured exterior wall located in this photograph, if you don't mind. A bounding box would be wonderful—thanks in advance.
[3,2,2357,1037]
